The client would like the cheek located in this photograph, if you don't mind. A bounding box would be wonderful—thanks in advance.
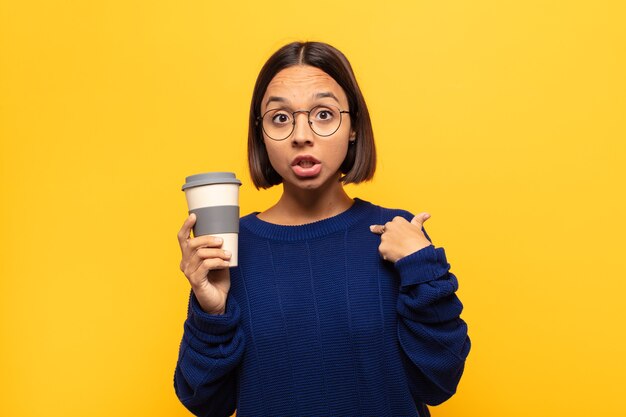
[336,142,350,160]
[325,141,350,169]
[334,130,352,157]
[263,140,285,170]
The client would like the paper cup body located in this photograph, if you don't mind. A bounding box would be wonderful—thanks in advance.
[182,172,241,266]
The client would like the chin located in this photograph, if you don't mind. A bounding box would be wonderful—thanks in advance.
[292,174,341,191]
[289,177,322,189]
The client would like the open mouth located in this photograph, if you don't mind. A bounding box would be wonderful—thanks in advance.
[297,160,316,168]
[291,155,322,178]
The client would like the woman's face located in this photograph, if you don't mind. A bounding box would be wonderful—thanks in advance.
[260,65,355,191]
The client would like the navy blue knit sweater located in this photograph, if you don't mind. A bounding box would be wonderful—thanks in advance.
[174,198,470,417]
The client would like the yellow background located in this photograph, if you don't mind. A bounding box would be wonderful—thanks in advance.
[1,0,625,416]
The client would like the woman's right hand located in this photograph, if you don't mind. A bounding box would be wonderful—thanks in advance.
[178,213,232,315]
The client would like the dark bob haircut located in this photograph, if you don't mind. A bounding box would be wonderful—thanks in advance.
[248,41,376,189]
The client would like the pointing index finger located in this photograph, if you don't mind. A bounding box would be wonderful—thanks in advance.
[369,224,385,235]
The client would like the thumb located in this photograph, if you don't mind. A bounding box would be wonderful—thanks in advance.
[411,212,431,228]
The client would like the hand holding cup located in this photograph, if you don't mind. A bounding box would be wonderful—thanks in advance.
[179,172,242,314]
[178,213,231,315]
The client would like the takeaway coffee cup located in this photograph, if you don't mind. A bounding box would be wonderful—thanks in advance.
[182,172,242,267]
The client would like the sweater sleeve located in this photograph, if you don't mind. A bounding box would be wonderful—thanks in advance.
[394,241,471,406]
[173,290,245,417]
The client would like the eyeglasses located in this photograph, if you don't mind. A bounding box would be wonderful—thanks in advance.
[257,105,350,141]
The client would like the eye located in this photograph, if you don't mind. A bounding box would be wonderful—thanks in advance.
[313,107,336,121]
[270,111,292,125]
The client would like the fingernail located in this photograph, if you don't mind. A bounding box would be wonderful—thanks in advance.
[369,225,375,232]
[215,237,223,244]
[224,250,231,258]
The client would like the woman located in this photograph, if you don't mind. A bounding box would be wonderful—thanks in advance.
[174,41,470,417]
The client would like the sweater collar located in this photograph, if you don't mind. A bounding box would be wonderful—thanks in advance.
[240,198,373,241]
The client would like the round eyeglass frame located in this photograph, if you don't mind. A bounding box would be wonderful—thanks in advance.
[256,105,350,141]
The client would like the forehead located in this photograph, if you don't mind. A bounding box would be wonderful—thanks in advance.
[262,65,348,109]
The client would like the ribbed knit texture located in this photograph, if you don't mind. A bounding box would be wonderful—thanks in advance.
[174,198,470,417]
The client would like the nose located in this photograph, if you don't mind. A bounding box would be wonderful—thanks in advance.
[291,111,314,146]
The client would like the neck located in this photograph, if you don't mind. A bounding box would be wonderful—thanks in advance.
[259,176,353,225]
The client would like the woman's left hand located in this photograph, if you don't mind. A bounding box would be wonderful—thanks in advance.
[370,213,432,263]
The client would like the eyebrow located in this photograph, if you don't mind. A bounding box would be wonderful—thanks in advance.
[265,96,287,108]
[315,92,340,103]
[265,92,341,108]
